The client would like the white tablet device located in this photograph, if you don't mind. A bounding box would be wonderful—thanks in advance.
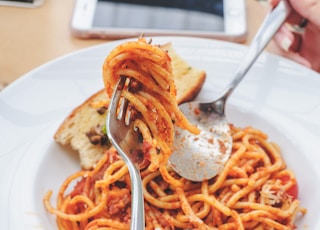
[71,0,247,42]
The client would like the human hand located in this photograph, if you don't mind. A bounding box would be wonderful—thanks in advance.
[270,0,320,72]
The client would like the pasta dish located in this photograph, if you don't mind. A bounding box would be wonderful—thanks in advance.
[44,38,306,229]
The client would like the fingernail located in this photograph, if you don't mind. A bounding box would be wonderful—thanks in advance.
[280,37,292,52]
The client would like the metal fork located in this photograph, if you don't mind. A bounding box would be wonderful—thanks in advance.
[106,75,145,230]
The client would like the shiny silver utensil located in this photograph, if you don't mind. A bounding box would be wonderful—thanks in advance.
[106,76,145,230]
[169,1,292,181]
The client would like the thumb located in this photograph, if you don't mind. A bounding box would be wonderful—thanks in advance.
[288,0,320,28]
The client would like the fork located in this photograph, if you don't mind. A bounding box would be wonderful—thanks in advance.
[106,75,145,230]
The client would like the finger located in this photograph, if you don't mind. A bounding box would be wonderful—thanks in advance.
[273,24,295,51]
[286,13,305,27]
[269,0,307,32]
[289,0,320,28]
[269,0,280,8]
[289,33,303,52]
[270,0,319,28]
[274,23,306,52]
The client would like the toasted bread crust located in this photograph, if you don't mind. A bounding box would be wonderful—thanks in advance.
[54,89,109,169]
[54,43,206,169]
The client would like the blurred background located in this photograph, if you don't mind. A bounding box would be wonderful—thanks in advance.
[0,0,279,90]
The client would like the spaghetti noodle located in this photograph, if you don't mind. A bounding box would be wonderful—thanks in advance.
[44,38,306,229]
[102,37,199,174]
[44,125,306,229]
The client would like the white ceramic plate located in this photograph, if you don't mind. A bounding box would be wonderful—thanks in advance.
[0,37,319,229]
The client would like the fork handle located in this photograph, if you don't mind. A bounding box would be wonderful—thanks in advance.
[128,165,145,230]
[222,0,291,100]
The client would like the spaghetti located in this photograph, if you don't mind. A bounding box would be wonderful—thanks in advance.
[102,37,199,173]
[44,38,306,229]
[44,125,306,229]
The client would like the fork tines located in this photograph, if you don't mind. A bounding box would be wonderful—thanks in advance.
[115,76,131,126]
